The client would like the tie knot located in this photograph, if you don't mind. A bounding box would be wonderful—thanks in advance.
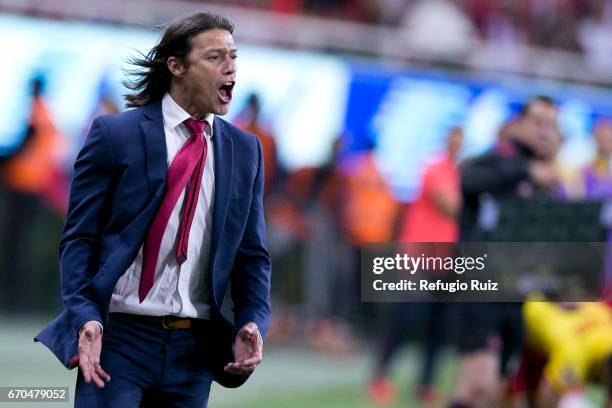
[183,118,207,138]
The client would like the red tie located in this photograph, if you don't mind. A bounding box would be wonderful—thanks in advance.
[138,118,208,302]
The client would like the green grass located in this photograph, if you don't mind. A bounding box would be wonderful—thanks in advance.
[216,386,401,408]
[2,315,605,408]
[1,315,456,407]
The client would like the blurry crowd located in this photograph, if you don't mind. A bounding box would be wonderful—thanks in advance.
[170,0,612,76]
[202,0,612,52]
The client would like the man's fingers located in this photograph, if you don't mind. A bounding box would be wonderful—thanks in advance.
[225,356,261,370]
[240,356,262,366]
[223,365,240,374]
[239,363,257,371]
[224,363,255,374]
[223,363,240,374]
[90,370,106,388]
[79,360,109,388]
[232,360,259,371]
[225,367,254,374]
[80,365,92,383]
[94,363,111,382]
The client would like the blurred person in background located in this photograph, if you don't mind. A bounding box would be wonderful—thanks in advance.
[562,119,612,307]
[340,138,400,250]
[564,119,612,201]
[34,12,271,407]
[2,75,69,216]
[518,296,612,408]
[461,0,587,51]
[460,95,562,242]
[579,0,612,76]
[496,119,523,145]
[399,0,477,59]
[339,138,401,327]
[368,127,463,407]
[233,92,298,343]
[304,0,380,23]
[529,0,583,52]
[234,92,280,197]
[0,75,69,313]
[464,0,530,46]
[80,88,121,160]
[450,96,563,408]
[301,137,355,353]
[264,137,356,352]
[262,167,309,343]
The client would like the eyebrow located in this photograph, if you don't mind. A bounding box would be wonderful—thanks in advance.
[205,48,238,54]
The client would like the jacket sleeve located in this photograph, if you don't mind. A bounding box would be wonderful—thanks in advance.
[59,117,117,336]
[461,153,529,198]
[230,137,272,339]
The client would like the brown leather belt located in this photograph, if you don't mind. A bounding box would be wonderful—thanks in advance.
[109,312,205,329]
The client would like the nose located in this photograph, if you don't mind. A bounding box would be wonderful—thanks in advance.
[223,55,236,76]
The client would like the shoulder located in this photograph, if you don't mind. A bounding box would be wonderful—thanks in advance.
[95,106,147,130]
[87,106,151,151]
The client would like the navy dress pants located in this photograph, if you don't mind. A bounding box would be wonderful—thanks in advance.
[75,314,215,408]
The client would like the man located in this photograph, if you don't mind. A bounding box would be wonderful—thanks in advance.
[369,127,463,406]
[234,93,279,196]
[450,96,563,408]
[400,126,463,243]
[1,76,68,313]
[34,12,271,407]
[564,119,612,200]
[562,120,612,305]
[460,96,562,242]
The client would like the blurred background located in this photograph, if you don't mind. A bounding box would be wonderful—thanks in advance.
[2,0,612,407]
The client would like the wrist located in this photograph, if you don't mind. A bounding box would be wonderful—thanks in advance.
[79,320,103,337]
[234,324,263,344]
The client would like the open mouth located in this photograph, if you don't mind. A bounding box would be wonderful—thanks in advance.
[218,81,235,104]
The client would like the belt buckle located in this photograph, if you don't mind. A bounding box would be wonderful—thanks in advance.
[162,316,190,329]
[162,316,174,329]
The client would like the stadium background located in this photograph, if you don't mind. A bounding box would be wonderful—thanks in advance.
[1,0,611,406]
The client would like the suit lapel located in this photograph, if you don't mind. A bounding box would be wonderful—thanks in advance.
[210,118,233,269]
[140,101,167,198]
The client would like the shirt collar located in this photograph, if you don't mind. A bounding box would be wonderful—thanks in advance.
[162,93,215,140]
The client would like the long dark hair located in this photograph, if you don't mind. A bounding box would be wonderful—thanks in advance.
[124,12,234,108]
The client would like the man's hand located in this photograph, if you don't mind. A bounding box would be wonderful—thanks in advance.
[528,160,558,189]
[224,322,263,375]
[75,321,111,388]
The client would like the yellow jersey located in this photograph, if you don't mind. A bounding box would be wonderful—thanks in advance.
[523,298,612,391]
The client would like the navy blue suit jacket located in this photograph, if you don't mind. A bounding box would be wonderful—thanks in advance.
[35,101,272,387]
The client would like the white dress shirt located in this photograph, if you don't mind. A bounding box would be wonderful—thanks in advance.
[108,93,215,319]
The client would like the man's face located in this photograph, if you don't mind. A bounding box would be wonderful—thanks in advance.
[519,101,560,159]
[447,128,463,157]
[177,29,237,116]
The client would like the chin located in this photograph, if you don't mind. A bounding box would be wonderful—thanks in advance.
[214,105,231,116]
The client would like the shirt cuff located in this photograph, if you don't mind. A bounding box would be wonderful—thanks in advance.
[234,326,263,345]
[79,320,104,337]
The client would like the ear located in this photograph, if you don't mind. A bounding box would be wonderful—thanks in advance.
[167,56,187,77]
